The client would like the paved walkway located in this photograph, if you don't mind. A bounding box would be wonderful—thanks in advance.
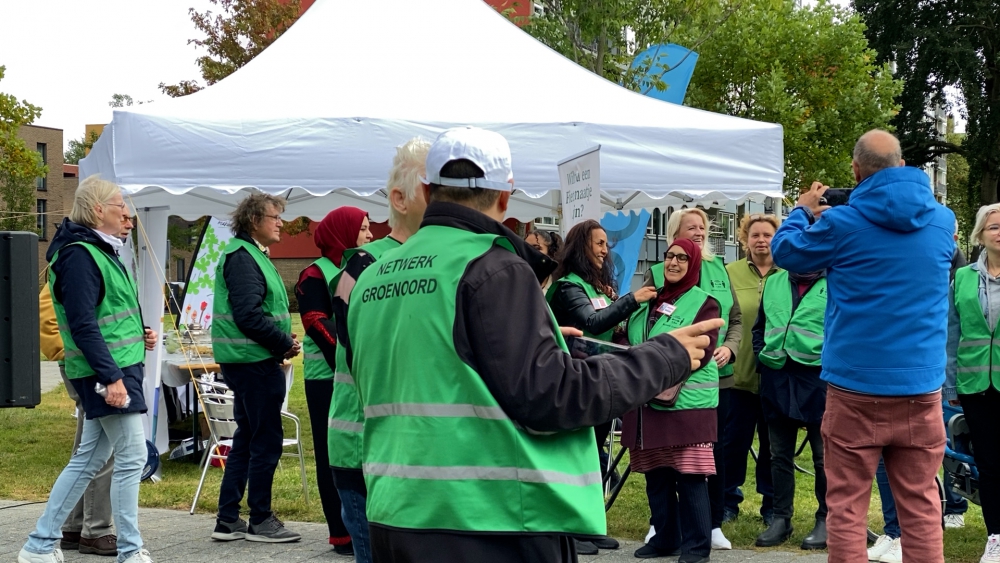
[1,500,828,563]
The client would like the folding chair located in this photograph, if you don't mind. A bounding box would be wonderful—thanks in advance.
[189,391,309,514]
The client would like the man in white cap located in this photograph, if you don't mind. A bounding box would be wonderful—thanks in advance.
[343,126,722,562]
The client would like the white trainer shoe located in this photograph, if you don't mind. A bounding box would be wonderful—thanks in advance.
[711,527,732,550]
[944,514,966,529]
[867,535,894,562]
[120,549,154,563]
[17,548,64,563]
[879,537,903,563]
[981,534,1000,563]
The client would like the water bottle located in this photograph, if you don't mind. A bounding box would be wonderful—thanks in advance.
[94,383,131,408]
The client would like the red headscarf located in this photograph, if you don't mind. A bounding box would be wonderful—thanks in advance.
[656,238,703,305]
[314,206,368,266]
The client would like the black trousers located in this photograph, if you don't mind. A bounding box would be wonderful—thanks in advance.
[645,468,711,558]
[371,525,576,563]
[217,359,286,525]
[304,379,349,539]
[767,414,826,521]
[707,388,730,528]
[959,387,1000,534]
[723,389,774,516]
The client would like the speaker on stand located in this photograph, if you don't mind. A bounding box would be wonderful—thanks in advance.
[0,231,40,408]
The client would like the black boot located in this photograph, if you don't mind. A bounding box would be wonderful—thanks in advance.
[800,519,827,550]
[574,539,598,555]
[633,544,679,558]
[592,535,620,549]
[755,518,793,547]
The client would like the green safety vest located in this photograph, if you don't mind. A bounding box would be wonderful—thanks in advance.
[211,238,292,363]
[327,237,402,470]
[545,272,616,341]
[758,271,827,369]
[302,257,345,381]
[628,265,719,410]
[347,225,605,536]
[49,242,145,379]
[954,267,1000,394]
[699,256,735,377]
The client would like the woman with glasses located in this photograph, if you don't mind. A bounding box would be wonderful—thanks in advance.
[945,203,1000,563]
[665,208,742,550]
[624,238,721,563]
[722,214,781,530]
[547,219,657,555]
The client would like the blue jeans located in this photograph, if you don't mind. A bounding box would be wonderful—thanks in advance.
[338,485,371,563]
[875,457,900,539]
[24,413,146,562]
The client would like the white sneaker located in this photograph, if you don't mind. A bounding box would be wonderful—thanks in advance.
[644,525,655,544]
[944,514,966,529]
[867,535,894,561]
[711,527,732,550]
[981,534,1000,563]
[879,537,903,563]
[17,548,64,563]
[120,549,154,563]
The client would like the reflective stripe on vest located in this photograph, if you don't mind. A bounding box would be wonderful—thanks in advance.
[954,267,1000,394]
[759,271,827,369]
[302,257,344,381]
[50,241,146,379]
[211,238,291,363]
[699,257,735,377]
[626,279,720,411]
[328,237,403,469]
[546,272,616,342]
[347,225,605,535]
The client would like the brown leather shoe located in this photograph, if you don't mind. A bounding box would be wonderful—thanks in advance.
[79,534,117,556]
[60,531,81,550]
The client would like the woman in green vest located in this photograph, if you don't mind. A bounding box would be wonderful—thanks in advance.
[752,268,828,550]
[665,208,742,549]
[524,229,562,292]
[623,238,721,563]
[294,206,372,555]
[946,203,1000,560]
[547,219,656,555]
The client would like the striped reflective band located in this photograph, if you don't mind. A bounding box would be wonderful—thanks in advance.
[63,335,144,358]
[956,365,1000,373]
[213,337,255,345]
[365,403,508,420]
[328,418,364,433]
[213,312,289,322]
[97,308,139,327]
[958,339,994,348]
[682,381,720,390]
[761,350,787,358]
[334,372,355,385]
[363,463,601,487]
[764,327,785,337]
[787,326,823,341]
[787,350,822,361]
[212,314,233,321]
[304,353,325,360]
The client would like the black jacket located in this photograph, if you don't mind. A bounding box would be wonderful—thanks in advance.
[549,281,639,338]
[47,218,147,419]
[222,232,294,358]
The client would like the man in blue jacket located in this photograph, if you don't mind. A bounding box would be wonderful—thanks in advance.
[770,130,954,563]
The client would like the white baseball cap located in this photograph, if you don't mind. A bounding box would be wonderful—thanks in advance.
[423,126,514,191]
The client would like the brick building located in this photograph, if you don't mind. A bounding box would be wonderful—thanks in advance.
[16,124,79,269]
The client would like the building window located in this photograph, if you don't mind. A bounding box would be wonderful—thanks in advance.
[717,211,736,244]
[37,199,47,240]
[36,143,47,191]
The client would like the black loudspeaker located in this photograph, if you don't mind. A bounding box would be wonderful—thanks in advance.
[0,231,40,408]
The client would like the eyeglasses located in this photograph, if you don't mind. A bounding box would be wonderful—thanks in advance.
[122,215,133,224]
[986,225,1000,233]
[263,214,282,222]
[105,202,127,211]
[664,252,690,263]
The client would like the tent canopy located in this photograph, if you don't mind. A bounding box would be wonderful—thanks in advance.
[81,0,784,221]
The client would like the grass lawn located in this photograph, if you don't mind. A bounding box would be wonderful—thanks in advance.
[1,317,988,560]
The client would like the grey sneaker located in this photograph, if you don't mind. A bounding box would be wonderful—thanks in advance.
[17,548,64,563]
[246,515,301,543]
[211,518,248,541]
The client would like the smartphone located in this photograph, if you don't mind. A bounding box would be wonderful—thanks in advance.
[565,336,629,359]
[820,188,853,207]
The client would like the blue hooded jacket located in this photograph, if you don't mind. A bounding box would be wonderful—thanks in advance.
[771,167,955,396]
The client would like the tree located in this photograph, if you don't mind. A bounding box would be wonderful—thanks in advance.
[684,0,902,193]
[159,0,302,97]
[853,0,1000,206]
[945,127,975,254]
[64,131,101,165]
[0,65,46,233]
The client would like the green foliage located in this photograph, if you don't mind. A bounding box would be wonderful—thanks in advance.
[108,93,149,108]
[853,0,1000,205]
[159,0,302,97]
[946,130,975,253]
[684,0,902,194]
[0,65,46,232]
[64,131,101,165]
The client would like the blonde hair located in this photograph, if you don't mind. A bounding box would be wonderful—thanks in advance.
[387,137,431,229]
[737,213,781,250]
[70,175,122,228]
[971,203,1000,247]
[666,207,714,260]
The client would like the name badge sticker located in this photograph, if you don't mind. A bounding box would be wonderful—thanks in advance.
[657,303,677,315]
[591,297,609,310]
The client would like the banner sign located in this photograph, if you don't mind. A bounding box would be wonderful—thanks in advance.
[179,217,234,330]
[630,43,699,105]
[601,210,651,292]
[558,146,602,236]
